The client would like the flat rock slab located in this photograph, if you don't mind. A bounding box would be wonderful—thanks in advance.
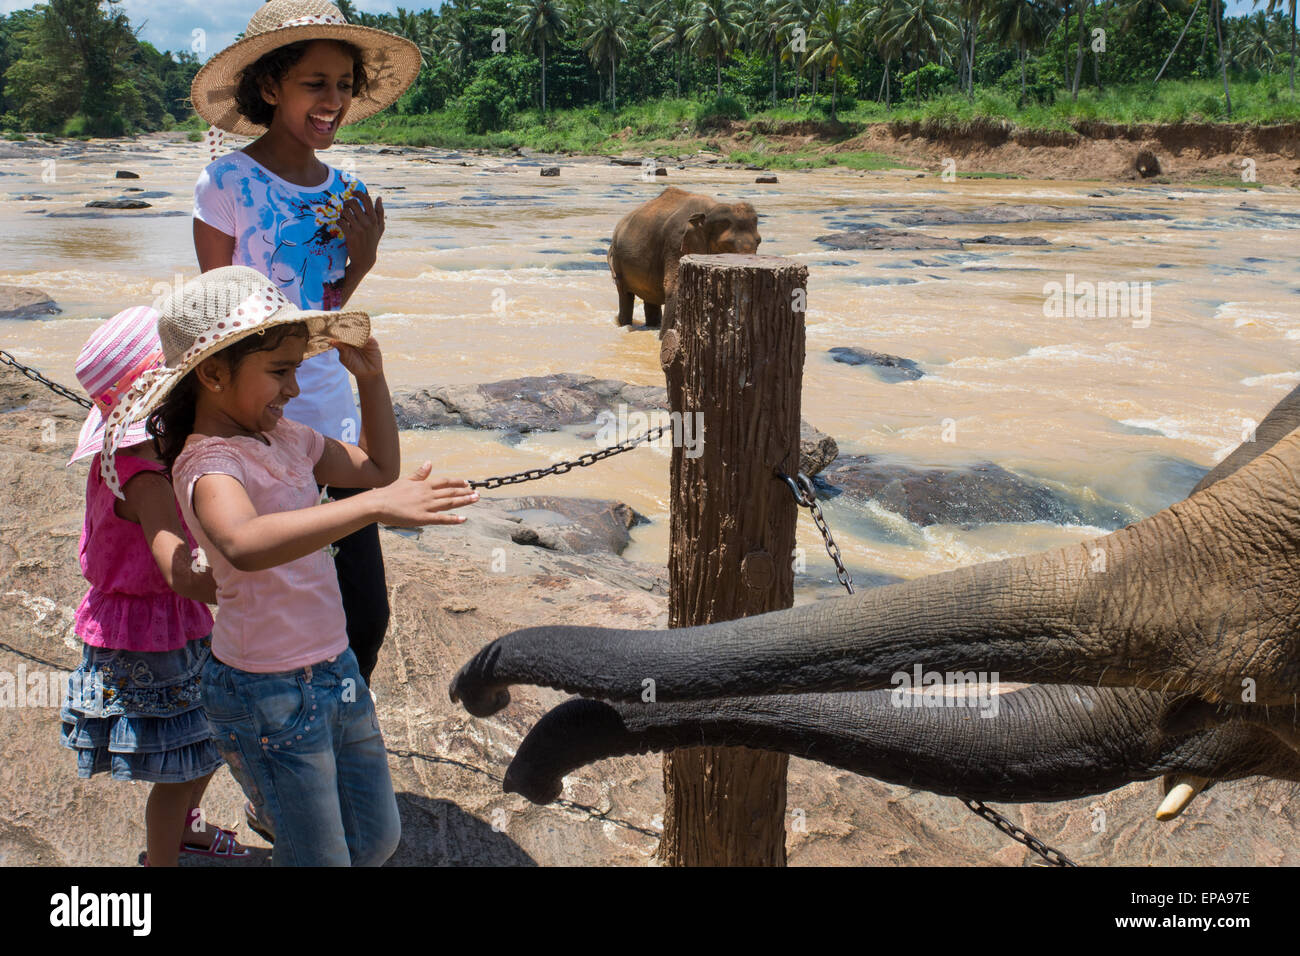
[493,495,646,555]
[828,347,923,382]
[817,455,1133,528]
[0,285,61,319]
[84,198,151,209]
[815,228,963,251]
[394,374,837,477]
[892,204,1170,226]
[965,234,1051,246]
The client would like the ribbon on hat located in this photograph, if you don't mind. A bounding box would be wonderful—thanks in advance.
[205,125,224,163]
[277,14,347,27]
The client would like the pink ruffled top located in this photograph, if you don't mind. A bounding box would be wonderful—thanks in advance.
[74,453,213,651]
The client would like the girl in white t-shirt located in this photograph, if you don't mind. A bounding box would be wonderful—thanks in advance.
[189,1,422,704]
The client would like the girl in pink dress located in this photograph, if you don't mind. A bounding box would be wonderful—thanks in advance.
[61,306,247,866]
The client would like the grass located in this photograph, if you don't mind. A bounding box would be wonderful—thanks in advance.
[171,75,1298,164]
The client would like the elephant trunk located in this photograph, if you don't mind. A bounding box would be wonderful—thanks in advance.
[452,528,1147,714]
[451,449,1299,712]
[504,687,1294,806]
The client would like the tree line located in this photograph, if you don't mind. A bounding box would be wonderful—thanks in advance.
[2,0,1296,135]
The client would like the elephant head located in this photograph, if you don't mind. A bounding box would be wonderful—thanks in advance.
[450,383,1300,812]
[680,201,761,256]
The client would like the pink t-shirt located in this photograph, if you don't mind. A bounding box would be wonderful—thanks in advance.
[75,453,213,651]
[173,416,348,673]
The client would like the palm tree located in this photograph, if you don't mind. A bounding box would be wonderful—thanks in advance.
[1238,9,1280,69]
[987,0,1052,104]
[514,0,571,111]
[581,0,630,109]
[689,0,742,97]
[1153,0,1200,82]
[746,0,793,106]
[439,2,475,78]
[784,0,822,104]
[864,0,904,108]
[883,0,958,99]
[1257,0,1297,96]
[808,0,861,115]
[649,0,695,95]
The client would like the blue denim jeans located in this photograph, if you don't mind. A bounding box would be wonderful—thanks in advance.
[201,648,401,866]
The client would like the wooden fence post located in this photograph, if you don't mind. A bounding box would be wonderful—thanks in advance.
[655,253,808,867]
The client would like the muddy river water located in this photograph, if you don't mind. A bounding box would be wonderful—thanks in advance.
[3,135,1298,592]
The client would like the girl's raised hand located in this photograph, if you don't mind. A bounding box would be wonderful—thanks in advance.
[333,336,384,380]
[339,190,384,270]
[374,461,478,528]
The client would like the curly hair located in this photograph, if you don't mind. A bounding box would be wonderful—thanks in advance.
[234,39,371,129]
[147,322,310,469]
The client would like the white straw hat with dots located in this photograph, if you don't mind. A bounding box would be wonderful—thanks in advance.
[99,265,370,499]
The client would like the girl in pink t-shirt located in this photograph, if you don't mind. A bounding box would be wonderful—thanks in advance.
[62,306,247,867]
[101,266,477,865]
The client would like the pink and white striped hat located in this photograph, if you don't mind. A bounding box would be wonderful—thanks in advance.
[68,306,164,465]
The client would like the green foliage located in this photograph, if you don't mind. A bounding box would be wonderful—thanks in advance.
[694,93,747,128]
[456,74,515,133]
[900,62,957,100]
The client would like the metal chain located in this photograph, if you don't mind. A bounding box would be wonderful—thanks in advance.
[776,470,855,594]
[962,799,1078,867]
[776,467,1077,869]
[0,349,92,409]
[469,423,669,489]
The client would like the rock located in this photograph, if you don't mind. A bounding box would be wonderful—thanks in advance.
[377,147,408,155]
[0,285,61,319]
[964,235,1050,246]
[815,228,963,251]
[393,373,837,477]
[609,158,644,167]
[540,166,560,177]
[84,199,151,209]
[892,204,1170,226]
[816,455,1133,528]
[113,170,139,178]
[654,167,667,176]
[828,347,923,382]
[393,374,670,433]
[493,495,647,555]
[12,193,51,201]
[799,420,838,476]
[756,174,779,184]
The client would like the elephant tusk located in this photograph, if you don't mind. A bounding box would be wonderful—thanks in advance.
[1156,774,1210,821]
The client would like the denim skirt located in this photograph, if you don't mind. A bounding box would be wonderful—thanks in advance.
[59,635,223,784]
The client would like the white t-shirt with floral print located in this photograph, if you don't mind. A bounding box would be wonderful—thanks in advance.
[193,150,366,441]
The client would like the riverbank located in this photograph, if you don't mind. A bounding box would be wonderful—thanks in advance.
[331,113,1300,186]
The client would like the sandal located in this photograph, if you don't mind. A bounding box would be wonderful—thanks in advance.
[180,808,250,858]
[244,800,276,845]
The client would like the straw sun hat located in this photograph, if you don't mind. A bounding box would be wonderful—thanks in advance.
[190,0,422,138]
[99,265,371,499]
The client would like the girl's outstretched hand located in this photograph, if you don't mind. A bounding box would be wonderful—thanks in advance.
[374,461,478,528]
[334,336,383,380]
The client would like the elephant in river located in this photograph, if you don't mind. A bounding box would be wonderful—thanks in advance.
[450,383,1300,817]
[607,186,760,335]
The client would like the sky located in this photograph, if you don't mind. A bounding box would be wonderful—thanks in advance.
[0,0,1274,60]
